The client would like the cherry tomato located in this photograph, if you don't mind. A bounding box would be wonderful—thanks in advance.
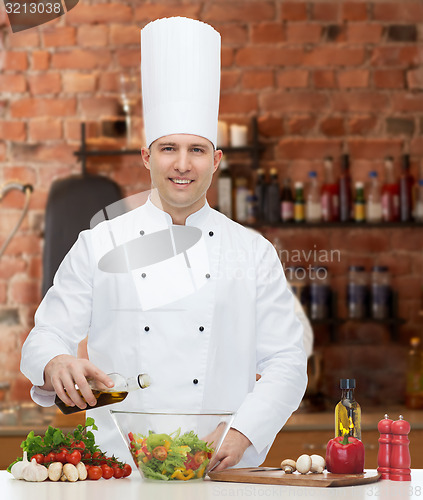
[66,450,82,466]
[71,440,86,450]
[82,451,91,460]
[194,451,208,465]
[43,452,56,464]
[122,464,132,477]
[85,464,91,473]
[101,464,113,479]
[30,453,44,465]
[113,466,124,479]
[92,451,103,464]
[55,448,68,464]
[152,446,167,462]
[88,466,102,480]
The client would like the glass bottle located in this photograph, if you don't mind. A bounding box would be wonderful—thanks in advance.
[354,182,365,222]
[294,182,305,223]
[339,154,352,222]
[254,168,266,223]
[335,378,361,440]
[399,154,414,222]
[217,155,232,219]
[55,372,151,415]
[366,171,382,223]
[347,265,368,320]
[381,156,399,222]
[265,168,281,224]
[235,176,249,223]
[415,179,423,223]
[371,265,391,320]
[306,171,322,223]
[309,266,331,320]
[406,337,423,409]
[321,156,339,222]
[280,177,294,222]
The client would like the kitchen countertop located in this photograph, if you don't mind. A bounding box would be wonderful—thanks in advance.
[0,470,422,499]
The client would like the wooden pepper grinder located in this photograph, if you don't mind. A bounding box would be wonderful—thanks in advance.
[390,415,411,481]
[377,414,392,479]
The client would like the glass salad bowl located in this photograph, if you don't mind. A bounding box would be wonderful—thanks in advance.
[110,409,234,481]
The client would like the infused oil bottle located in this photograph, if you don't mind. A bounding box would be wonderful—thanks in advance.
[55,372,151,415]
[335,378,361,440]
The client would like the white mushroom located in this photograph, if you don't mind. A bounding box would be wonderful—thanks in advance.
[76,462,87,480]
[296,454,312,474]
[63,463,79,482]
[47,462,63,482]
[310,454,326,473]
[280,459,296,473]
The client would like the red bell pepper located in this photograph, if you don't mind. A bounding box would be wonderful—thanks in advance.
[326,435,365,474]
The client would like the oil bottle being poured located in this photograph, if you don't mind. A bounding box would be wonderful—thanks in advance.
[55,372,151,415]
[335,378,361,440]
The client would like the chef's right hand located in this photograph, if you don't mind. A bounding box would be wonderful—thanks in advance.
[41,354,114,410]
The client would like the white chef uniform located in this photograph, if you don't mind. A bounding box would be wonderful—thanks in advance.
[21,196,307,467]
[21,16,307,468]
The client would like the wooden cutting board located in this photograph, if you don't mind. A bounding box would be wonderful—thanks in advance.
[208,467,381,487]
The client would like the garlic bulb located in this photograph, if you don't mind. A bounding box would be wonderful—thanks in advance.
[22,458,48,482]
[10,451,29,480]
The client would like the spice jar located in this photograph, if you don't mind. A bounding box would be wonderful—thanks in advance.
[347,265,368,319]
[371,265,391,320]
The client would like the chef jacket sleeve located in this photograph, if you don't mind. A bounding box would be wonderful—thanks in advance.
[230,237,308,456]
[20,230,94,390]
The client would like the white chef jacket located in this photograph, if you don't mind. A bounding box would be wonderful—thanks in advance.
[21,197,307,467]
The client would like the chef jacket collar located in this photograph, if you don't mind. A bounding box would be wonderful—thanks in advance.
[145,196,212,228]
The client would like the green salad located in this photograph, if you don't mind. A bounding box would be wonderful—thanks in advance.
[128,428,214,481]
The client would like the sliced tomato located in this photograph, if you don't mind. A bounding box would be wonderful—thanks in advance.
[152,446,167,462]
[194,451,208,465]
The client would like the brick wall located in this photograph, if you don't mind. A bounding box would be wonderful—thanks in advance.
[0,0,422,405]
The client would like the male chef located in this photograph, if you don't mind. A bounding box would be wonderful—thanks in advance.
[20,17,307,471]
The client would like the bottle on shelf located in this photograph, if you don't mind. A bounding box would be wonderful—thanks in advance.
[366,171,382,223]
[217,155,232,219]
[335,378,362,440]
[347,265,368,320]
[55,372,151,415]
[405,337,423,410]
[339,154,352,222]
[264,168,281,224]
[254,168,266,223]
[280,177,294,222]
[371,265,391,320]
[415,179,423,223]
[306,171,322,223]
[399,154,414,222]
[294,181,305,223]
[234,176,249,223]
[309,266,331,320]
[353,182,366,222]
[321,156,339,222]
[381,156,399,222]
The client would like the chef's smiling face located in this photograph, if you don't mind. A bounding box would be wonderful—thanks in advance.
[141,134,222,224]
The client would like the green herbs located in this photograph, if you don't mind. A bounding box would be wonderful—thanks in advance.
[7,417,99,473]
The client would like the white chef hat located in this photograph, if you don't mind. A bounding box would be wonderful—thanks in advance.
[141,17,221,148]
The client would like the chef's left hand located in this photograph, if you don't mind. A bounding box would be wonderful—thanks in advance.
[207,428,252,472]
